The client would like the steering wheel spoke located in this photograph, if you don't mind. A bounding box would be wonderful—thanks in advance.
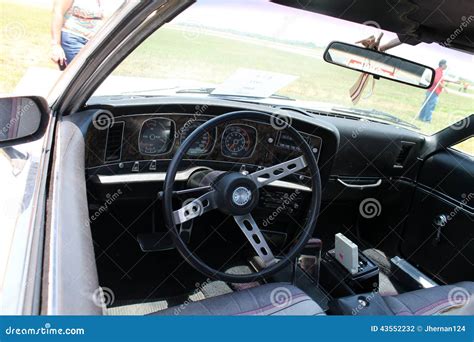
[249,155,307,188]
[173,190,217,225]
[163,110,321,283]
[234,214,276,267]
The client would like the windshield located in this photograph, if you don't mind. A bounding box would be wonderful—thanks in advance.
[93,0,473,137]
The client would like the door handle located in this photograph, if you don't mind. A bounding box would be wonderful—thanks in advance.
[337,178,382,189]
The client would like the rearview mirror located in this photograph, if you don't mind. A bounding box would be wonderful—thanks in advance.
[0,96,50,148]
[324,41,435,89]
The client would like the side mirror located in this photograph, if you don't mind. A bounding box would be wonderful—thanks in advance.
[323,41,435,89]
[0,96,50,148]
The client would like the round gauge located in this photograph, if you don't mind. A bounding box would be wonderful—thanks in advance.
[180,120,215,155]
[139,118,174,155]
[221,125,256,158]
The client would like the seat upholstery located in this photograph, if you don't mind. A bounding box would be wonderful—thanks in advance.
[383,281,474,315]
[333,281,474,316]
[151,283,325,316]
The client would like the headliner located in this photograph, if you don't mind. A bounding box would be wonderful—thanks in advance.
[271,0,474,53]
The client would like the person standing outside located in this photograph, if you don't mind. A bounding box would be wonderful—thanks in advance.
[417,59,447,123]
[50,0,104,70]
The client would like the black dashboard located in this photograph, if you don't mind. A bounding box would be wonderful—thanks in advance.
[83,97,426,192]
[84,104,336,189]
[82,97,426,253]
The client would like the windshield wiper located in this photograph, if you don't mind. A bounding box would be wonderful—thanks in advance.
[176,87,295,101]
[332,106,419,130]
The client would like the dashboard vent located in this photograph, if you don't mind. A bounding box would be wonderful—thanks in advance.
[394,142,415,168]
[104,122,124,162]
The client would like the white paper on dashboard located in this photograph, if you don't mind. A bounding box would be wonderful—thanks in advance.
[211,68,297,98]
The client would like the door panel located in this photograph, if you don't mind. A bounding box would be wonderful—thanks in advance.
[401,149,474,284]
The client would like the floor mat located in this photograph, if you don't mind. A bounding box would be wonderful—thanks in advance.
[107,279,233,315]
[107,299,169,315]
[227,265,261,291]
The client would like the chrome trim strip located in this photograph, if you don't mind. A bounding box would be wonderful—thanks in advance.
[97,167,211,183]
[96,168,312,192]
[337,178,382,189]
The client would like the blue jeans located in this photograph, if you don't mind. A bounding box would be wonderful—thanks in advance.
[61,31,88,64]
[418,91,438,122]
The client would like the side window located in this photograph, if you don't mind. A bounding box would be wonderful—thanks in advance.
[451,137,473,156]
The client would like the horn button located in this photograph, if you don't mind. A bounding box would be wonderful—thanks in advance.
[214,172,259,216]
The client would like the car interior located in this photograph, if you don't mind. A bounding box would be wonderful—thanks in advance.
[42,0,473,316]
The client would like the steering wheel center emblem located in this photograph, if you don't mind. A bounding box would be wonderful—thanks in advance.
[232,186,252,206]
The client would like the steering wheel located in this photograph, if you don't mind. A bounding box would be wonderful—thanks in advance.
[163,110,321,283]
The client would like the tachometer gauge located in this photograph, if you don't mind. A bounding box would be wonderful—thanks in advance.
[221,124,257,158]
[138,118,175,155]
[180,120,216,155]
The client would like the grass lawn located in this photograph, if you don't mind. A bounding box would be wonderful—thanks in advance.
[0,1,53,92]
[1,1,473,153]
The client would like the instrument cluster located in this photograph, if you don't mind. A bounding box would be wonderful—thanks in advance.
[138,119,258,159]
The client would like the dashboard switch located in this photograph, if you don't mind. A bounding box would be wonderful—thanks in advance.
[132,161,140,172]
[150,160,157,171]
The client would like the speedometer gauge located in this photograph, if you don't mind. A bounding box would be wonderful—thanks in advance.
[138,118,175,155]
[180,120,216,155]
[221,124,257,158]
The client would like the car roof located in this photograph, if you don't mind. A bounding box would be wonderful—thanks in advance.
[272,0,474,53]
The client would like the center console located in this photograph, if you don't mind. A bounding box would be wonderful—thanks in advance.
[319,248,379,297]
